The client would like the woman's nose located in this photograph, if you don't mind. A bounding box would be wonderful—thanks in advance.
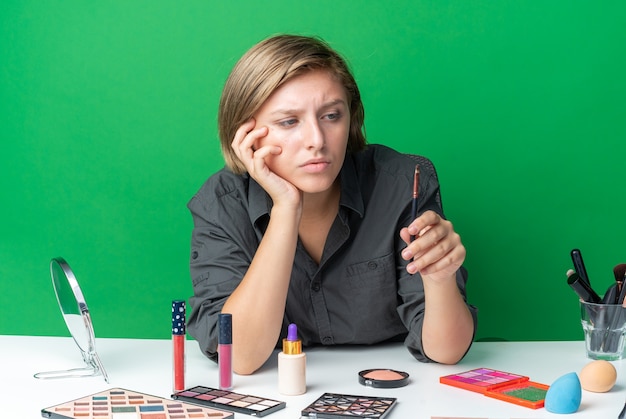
[304,120,325,150]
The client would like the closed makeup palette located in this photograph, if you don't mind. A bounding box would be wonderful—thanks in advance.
[41,388,233,419]
[358,369,409,388]
[440,368,549,409]
[301,393,397,418]
[172,386,285,417]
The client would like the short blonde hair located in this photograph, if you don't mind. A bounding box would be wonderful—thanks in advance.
[218,34,366,174]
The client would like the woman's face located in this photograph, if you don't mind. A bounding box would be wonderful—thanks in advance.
[253,70,350,194]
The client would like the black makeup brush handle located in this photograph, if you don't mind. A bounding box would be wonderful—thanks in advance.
[568,272,601,303]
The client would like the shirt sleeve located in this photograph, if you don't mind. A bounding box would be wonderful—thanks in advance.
[394,166,478,363]
[185,177,259,362]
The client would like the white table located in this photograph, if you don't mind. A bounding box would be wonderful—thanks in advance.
[1,335,625,418]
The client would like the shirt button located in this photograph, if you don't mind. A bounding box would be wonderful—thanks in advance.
[367,261,378,270]
[322,337,332,344]
[311,282,321,292]
[191,251,199,260]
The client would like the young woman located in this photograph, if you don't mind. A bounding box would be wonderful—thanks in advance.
[187,34,477,375]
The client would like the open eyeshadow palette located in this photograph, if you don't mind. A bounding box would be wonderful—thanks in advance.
[41,388,233,418]
[300,392,397,419]
[172,386,285,417]
[439,368,550,409]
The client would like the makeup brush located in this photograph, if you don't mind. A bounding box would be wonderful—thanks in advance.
[617,267,626,306]
[603,283,619,304]
[597,265,626,305]
[410,164,420,242]
[608,280,626,354]
[604,266,626,354]
[614,264,626,281]
[571,248,591,287]
[567,269,601,303]
[570,268,604,354]
[614,264,626,293]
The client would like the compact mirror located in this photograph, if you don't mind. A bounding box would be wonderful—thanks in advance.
[34,257,109,382]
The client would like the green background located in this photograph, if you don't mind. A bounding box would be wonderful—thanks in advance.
[2,1,625,344]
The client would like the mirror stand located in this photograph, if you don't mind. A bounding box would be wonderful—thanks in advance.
[34,257,109,383]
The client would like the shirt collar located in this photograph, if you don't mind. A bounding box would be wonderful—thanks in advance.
[339,152,364,217]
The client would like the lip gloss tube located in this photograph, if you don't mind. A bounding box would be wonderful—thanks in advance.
[218,313,233,390]
[172,300,186,392]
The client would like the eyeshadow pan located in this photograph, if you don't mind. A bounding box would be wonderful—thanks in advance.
[229,400,250,407]
[212,397,233,404]
[209,390,229,396]
[113,406,137,413]
[191,386,213,392]
[484,381,550,409]
[176,390,199,397]
[140,405,165,412]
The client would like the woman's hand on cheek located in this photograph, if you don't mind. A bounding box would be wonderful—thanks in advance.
[231,119,301,208]
[400,210,465,281]
[231,119,266,169]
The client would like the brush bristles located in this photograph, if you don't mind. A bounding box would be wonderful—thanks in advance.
[614,264,626,281]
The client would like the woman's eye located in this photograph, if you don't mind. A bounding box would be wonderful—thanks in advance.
[278,118,298,127]
[324,112,342,121]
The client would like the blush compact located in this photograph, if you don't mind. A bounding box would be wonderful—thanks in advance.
[358,368,410,388]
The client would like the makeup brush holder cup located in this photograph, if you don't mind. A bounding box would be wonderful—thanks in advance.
[580,301,626,361]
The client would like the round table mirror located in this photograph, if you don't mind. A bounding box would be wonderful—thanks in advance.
[34,257,109,382]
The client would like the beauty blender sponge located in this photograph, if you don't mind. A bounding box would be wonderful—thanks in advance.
[579,360,617,392]
[544,372,582,414]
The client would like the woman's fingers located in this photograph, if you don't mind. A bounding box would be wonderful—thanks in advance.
[401,211,465,277]
[231,119,269,171]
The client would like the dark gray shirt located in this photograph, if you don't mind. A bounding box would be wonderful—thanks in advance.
[187,144,477,363]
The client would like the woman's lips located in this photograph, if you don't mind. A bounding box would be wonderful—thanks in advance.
[301,159,330,173]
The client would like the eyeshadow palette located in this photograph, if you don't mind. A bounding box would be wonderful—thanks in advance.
[440,368,527,394]
[41,388,233,419]
[172,386,285,417]
[301,392,397,418]
[440,368,549,409]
